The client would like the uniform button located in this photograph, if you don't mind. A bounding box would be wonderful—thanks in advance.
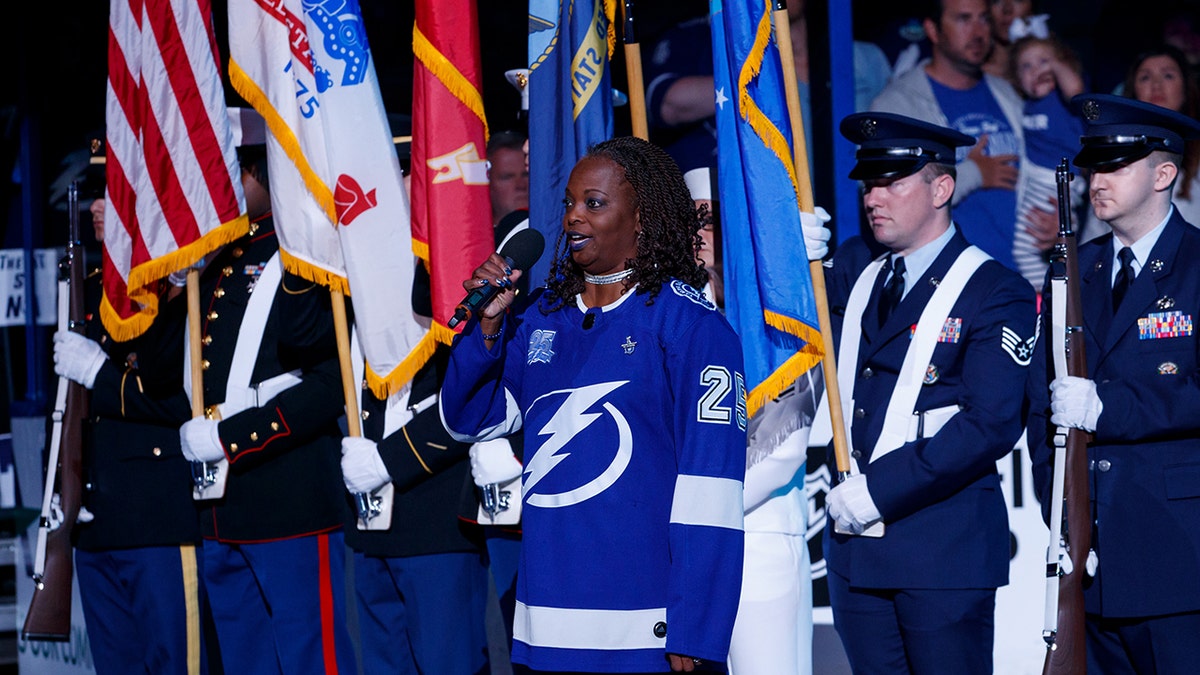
[1089,459,1095,470]
[230,443,239,453]
[361,410,370,420]
[250,432,258,442]
[232,248,244,258]
[152,447,162,457]
[222,266,234,277]
[854,408,866,419]
[851,450,862,458]
[1097,459,1111,472]
[862,368,874,379]
[201,359,210,370]
[208,311,219,321]
[215,288,225,298]
[271,422,280,431]
[653,621,667,638]
[203,335,213,346]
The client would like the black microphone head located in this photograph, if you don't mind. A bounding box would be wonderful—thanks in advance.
[498,228,545,272]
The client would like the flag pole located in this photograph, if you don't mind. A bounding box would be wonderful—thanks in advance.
[621,0,649,140]
[770,2,852,479]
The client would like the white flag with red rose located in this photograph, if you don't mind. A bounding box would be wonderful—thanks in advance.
[228,0,425,397]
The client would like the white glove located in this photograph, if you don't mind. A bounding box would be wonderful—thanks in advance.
[1050,376,1102,432]
[469,438,522,487]
[800,207,832,261]
[52,331,107,389]
[340,437,392,494]
[180,418,227,464]
[826,474,882,534]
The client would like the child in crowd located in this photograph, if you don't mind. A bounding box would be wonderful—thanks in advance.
[1009,25,1088,288]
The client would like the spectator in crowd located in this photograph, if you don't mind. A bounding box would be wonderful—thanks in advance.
[1027,93,1200,674]
[440,137,746,673]
[982,0,1035,83]
[824,112,1035,674]
[1008,27,1087,288]
[871,0,1028,273]
[1124,45,1200,225]
[645,0,891,172]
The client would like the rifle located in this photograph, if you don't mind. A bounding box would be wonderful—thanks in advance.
[1042,159,1090,674]
[23,182,89,641]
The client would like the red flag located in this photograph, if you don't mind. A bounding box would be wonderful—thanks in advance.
[102,0,247,340]
[411,0,495,339]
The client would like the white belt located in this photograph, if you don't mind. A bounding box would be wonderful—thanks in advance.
[213,369,303,419]
[905,404,961,442]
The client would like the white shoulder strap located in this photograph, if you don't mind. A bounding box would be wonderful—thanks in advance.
[871,246,990,462]
[836,255,888,471]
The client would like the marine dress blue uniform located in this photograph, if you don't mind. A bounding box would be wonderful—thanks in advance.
[441,282,747,673]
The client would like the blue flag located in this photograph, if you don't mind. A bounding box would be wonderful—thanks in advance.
[526,0,615,288]
[711,0,822,416]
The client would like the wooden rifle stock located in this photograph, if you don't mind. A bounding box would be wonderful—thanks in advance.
[1042,160,1090,674]
[23,182,88,641]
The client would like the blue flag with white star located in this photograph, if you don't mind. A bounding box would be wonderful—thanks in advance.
[710,0,822,415]
[526,0,615,288]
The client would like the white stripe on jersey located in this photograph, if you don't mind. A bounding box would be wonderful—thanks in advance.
[514,602,666,650]
[670,475,744,530]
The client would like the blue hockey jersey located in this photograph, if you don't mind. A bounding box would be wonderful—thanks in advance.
[441,281,747,672]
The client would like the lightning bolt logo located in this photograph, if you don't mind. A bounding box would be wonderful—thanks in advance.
[524,380,632,508]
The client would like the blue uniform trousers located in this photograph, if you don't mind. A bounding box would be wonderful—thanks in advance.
[354,550,489,675]
[77,545,208,675]
[203,533,355,675]
[828,570,994,674]
[1086,610,1200,674]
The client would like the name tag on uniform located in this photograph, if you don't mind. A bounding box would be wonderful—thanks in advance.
[1138,311,1193,340]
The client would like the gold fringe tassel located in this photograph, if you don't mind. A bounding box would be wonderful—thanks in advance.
[127,214,249,290]
[412,25,490,142]
[229,59,338,225]
[279,248,351,296]
[363,323,457,398]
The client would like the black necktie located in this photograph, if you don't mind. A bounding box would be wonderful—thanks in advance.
[1112,247,1136,311]
[878,256,905,328]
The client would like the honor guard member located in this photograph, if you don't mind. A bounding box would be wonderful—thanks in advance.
[177,138,357,675]
[53,197,214,675]
[822,112,1036,675]
[339,265,491,675]
[1027,94,1200,673]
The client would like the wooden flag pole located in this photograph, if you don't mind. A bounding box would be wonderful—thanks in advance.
[770,3,853,480]
[621,0,649,140]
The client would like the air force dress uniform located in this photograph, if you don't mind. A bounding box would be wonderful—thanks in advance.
[824,113,1037,674]
[1027,94,1200,673]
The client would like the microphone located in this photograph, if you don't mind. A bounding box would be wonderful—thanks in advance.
[448,228,545,328]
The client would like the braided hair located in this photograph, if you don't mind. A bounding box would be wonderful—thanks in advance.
[542,136,707,313]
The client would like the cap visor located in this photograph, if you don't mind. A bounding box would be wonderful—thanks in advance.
[1073,143,1154,171]
[848,157,926,181]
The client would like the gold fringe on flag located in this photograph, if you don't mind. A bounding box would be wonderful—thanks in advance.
[279,248,351,296]
[412,25,490,143]
[229,59,338,226]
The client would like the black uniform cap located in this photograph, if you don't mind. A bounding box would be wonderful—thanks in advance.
[1072,93,1200,171]
[840,112,976,180]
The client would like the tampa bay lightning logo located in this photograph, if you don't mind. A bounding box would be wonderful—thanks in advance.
[523,381,633,508]
[670,280,716,310]
[305,0,371,91]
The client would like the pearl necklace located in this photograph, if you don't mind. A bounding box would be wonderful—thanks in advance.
[583,268,634,285]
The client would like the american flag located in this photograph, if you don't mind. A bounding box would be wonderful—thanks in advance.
[102,0,246,341]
